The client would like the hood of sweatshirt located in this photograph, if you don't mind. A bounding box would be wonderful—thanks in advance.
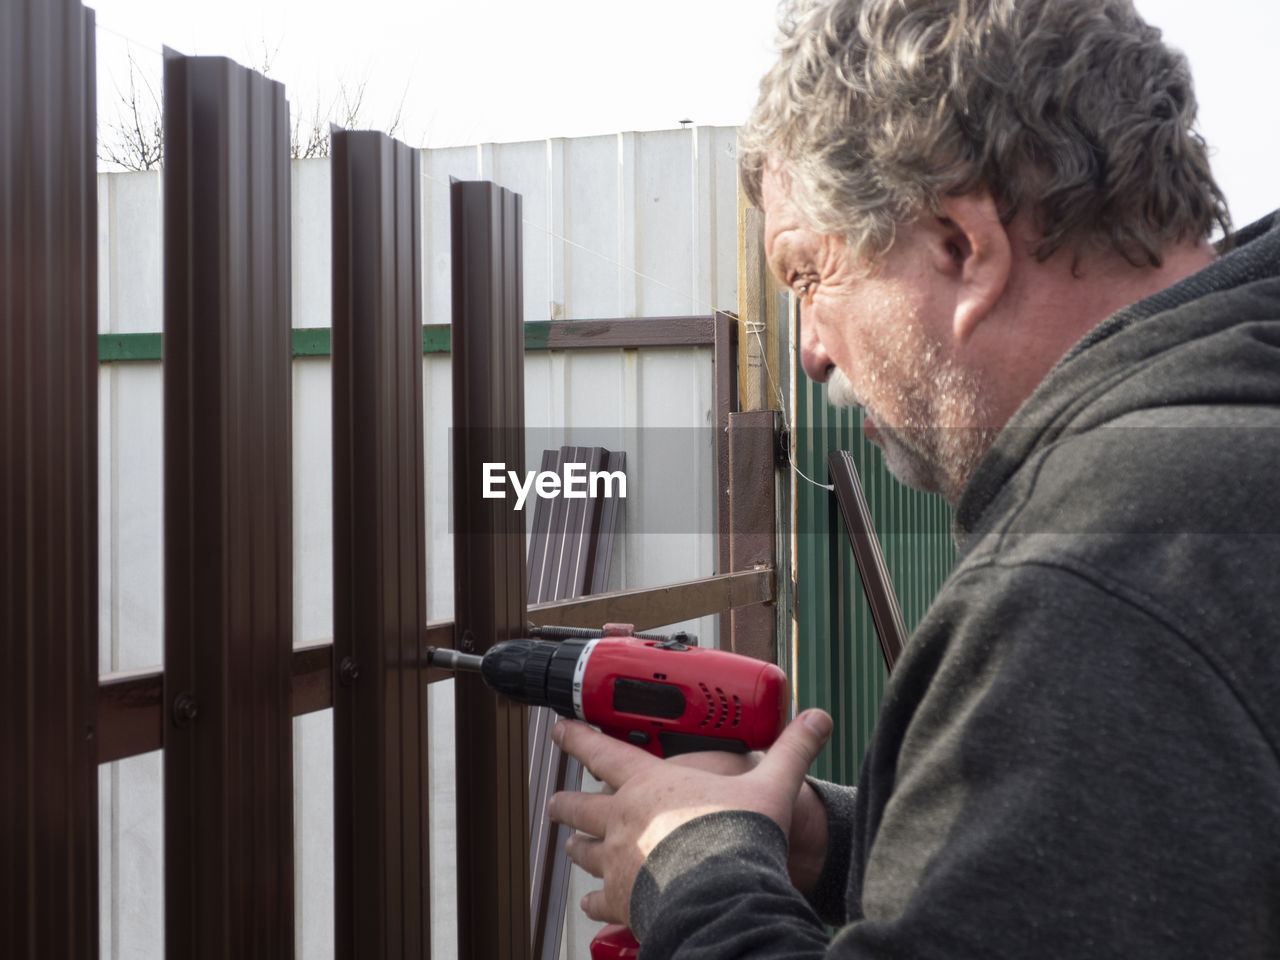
[953,210,1280,549]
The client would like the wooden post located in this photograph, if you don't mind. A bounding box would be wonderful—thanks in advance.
[737,191,783,412]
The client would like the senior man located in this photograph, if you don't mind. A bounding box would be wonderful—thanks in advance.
[549,0,1280,956]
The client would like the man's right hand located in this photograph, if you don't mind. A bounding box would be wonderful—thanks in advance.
[657,744,830,896]
[550,711,833,928]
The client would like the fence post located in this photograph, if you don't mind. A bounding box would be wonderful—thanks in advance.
[0,0,99,955]
[330,128,431,958]
[161,51,294,958]
[727,410,780,662]
[451,179,532,960]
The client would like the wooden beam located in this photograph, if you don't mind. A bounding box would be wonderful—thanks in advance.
[736,192,783,412]
[527,568,774,633]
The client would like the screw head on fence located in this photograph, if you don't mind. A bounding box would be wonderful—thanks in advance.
[338,657,360,686]
[171,692,199,727]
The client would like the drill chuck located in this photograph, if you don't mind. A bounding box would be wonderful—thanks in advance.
[478,638,590,718]
[428,639,591,719]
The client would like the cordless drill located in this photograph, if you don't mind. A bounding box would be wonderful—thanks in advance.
[427,624,789,957]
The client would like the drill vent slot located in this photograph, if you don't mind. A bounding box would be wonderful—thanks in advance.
[698,681,715,727]
[698,683,742,728]
[715,688,729,728]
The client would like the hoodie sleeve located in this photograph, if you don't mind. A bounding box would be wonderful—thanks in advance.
[803,778,857,926]
[630,810,831,959]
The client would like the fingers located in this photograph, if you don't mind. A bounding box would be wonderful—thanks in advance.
[564,832,606,878]
[548,789,612,839]
[755,709,832,788]
[579,888,617,924]
[554,719,653,788]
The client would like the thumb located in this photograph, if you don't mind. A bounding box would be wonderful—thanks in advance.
[756,709,832,786]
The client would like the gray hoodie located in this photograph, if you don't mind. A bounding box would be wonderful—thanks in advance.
[630,212,1280,959]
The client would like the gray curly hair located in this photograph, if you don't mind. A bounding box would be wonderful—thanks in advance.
[739,0,1230,267]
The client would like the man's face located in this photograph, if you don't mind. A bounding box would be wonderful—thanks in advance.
[761,166,990,501]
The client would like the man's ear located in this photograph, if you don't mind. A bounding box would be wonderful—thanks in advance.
[932,191,1011,342]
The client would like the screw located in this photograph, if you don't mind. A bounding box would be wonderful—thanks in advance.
[775,427,791,466]
[172,693,199,728]
[338,657,360,686]
[460,630,476,653]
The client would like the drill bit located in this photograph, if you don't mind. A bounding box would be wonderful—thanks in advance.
[425,646,484,673]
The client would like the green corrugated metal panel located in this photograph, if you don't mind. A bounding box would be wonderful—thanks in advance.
[793,344,956,785]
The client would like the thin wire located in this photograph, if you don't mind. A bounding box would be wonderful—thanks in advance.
[95,20,166,60]
[750,325,834,492]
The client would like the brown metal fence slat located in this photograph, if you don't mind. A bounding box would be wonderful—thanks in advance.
[451,179,532,959]
[161,50,294,959]
[828,450,907,673]
[727,411,779,662]
[330,128,431,958]
[0,1,99,955]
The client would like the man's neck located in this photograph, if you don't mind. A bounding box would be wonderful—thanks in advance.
[975,235,1218,436]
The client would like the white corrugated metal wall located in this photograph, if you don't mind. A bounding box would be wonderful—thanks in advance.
[96,125,741,959]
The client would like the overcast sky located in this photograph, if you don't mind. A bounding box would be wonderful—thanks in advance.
[90,0,1279,228]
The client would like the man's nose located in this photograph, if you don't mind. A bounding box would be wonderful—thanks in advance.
[799,309,834,382]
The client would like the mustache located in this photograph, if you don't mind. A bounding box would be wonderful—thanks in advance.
[826,368,862,408]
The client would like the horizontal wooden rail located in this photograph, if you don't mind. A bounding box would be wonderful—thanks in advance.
[526,567,773,632]
[95,567,773,764]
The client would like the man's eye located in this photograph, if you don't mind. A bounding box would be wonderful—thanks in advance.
[794,279,814,298]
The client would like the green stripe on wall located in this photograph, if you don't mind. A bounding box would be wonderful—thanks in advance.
[99,333,163,362]
[292,328,331,356]
[422,325,451,353]
[98,324,562,362]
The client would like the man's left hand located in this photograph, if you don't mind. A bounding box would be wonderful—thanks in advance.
[547,709,834,927]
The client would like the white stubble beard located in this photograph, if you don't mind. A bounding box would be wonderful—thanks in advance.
[825,363,994,504]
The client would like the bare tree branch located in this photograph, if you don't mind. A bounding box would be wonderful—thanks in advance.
[98,42,415,166]
[98,47,163,171]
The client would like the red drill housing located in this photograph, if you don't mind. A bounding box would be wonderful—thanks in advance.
[466,633,788,759]
[573,635,788,758]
